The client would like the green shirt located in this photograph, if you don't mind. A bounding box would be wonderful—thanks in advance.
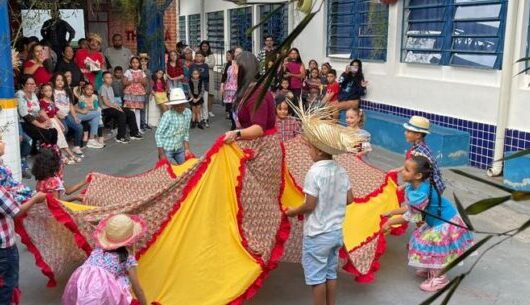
[155,108,192,151]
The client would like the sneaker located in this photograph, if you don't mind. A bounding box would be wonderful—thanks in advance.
[415,268,429,278]
[130,134,143,140]
[138,129,145,135]
[87,139,104,149]
[204,120,210,128]
[116,137,130,144]
[72,147,84,157]
[143,125,152,130]
[420,275,449,292]
[209,112,215,118]
[191,121,196,129]
[198,121,204,129]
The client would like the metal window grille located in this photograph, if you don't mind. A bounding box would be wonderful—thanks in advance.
[259,3,289,45]
[178,15,186,43]
[188,14,201,49]
[229,7,253,51]
[207,11,225,52]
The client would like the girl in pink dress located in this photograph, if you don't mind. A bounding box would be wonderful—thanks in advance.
[62,214,149,305]
[123,57,147,132]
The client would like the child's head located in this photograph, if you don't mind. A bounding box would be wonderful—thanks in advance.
[169,50,178,62]
[403,116,430,143]
[139,53,149,67]
[39,83,53,99]
[275,96,289,120]
[194,52,205,63]
[310,68,319,79]
[102,71,113,85]
[113,66,123,79]
[321,63,331,75]
[129,56,140,69]
[404,130,426,143]
[153,69,164,81]
[63,71,72,85]
[280,78,290,90]
[78,38,88,49]
[82,83,94,96]
[94,214,146,258]
[326,69,337,84]
[226,49,234,62]
[345,108,365,128]
[402,155,434,185]
[31,147,61,181]
[308,141,332,162]
[308,59,318,71]
[52,73,65,89]
[191,69,200,80]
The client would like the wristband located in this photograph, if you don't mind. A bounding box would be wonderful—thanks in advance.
[236,130,241,139]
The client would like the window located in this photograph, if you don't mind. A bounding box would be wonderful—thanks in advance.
[259,3,289,45]
[178,16,186,43]
[188,14,201,49]
[207,11,225,53]
[229,7,253,51]
[327,0,389,61]
[402,0,507,69]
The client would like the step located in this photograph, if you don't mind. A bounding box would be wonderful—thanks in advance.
[504,151,530,191]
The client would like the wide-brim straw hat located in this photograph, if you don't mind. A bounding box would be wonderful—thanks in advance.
[403,115,431,134]
[94,214,147,250]
[287,99,363,155]
[87,33,103,44]
[166,87,189,105]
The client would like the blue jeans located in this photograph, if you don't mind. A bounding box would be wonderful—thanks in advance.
[18,123,32,158]
[0,246,19,304]
[77,111,100,138]
[63,114,83,147]
[165,148,185,165]
[302,229,343,285]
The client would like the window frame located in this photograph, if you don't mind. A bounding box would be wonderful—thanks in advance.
[259,3,289,47]
[187,14,201,49]
[229,7,253,52]
[178,15,186,44]
[207,10,225,53]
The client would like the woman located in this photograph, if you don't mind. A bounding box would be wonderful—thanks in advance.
[220,49,237,129]
[181,47,194,96]
[23,43,52,86]
[16,75,58,148]
[55,45,83,87]
[224,51,275,143]
[75,33,106,88]
[166,50,184,90]
[337,59,368,125]
[199,41,216,118]
[282,48,306,102]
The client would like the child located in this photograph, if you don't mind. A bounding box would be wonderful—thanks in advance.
[156,88,193,165]
[402,116,446,193]
[62,214,149,305]
[152,69,169,113]
[304,68,322,96]
[77,83,105,146]
[320,62,331,92]
[166,50,184,90]
[139,53,152,131]
[190,52,210,128]
[188,69,205,129]
[39,83,81,164]
[322,69,340,119]
[382,155,473,292]
[345,108,372,158]
[307,86,322,108]
[32,146,87,201]
[123,56,147,133]
[112,66,125,107]
[286,104,356,305]
[275,95,300,142]
[276,78,293,100]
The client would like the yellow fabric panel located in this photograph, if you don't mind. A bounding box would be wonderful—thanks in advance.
[0,98,17,109]
[171,158,200,177]
[62,201,96,212]
[342,178,399,249]
[137,144,262,305]
[280,166,305,209]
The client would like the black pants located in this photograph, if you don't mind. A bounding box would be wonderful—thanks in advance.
[21,122,58,153]
[102,108,139,138]
[225,103,236,130]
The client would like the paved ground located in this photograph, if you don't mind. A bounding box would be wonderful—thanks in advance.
[18,104,530,304]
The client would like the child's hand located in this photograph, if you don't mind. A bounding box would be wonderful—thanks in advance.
[381,211,392,218]
[285,208,296,217]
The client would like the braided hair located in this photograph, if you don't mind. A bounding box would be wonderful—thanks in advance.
[411,155,442,218]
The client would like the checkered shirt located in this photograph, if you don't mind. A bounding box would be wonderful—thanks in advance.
[276,116,301,142]
[408,142,446,193]
[155,108,192,151]
[0,185,21,248]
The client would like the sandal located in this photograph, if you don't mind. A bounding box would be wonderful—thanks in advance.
[63,158,75,165]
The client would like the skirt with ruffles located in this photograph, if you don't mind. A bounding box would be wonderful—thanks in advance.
[408,216,473,269]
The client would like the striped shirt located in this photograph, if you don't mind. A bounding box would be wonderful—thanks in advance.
[155,108,192,151]
[0,186,21,248]
[407,141,446,194]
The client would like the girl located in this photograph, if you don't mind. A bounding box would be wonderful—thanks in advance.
[39,83,81,164]
[275,96,300,142]
[276,78,293,100]
[306,86,322,108]
[306,59,318,78]
[181,47,194,97]
[382,155,473,292]
[199,40,216,118]
[304,68,322,96]
[166,50,184,90]
[320,62,331,92]
[190,52,210,128]
[123,56,147,132]
[188,69,205,129]
[62,214,149,305]
[32,146,87,201]
[338,59,368,123]
[345,108,372,158]
[75,83,105,148]
[282,48,305,101]
[152,69,169,113]
[221,49,237,130]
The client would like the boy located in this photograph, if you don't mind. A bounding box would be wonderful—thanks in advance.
[190,53,210,128]
[286,109,355,305]
[321,69,340,119]
[111,66,124,107]
[156,88,193,165]
[402,116,445,193]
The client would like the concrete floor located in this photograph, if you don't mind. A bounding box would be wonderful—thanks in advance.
[18,104,530,304]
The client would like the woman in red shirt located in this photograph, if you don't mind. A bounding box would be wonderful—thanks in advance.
[283,48,306,102]
[165,50,184,90]
[23,44,52,86]
[74,33,105,88]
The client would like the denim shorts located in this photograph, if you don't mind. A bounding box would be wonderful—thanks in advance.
[302,229,343,285]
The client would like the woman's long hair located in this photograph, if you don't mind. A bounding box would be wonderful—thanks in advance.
[288,48,303,64]
[234,51,260,106]
[347,59,365,86]
[199,40,212,56]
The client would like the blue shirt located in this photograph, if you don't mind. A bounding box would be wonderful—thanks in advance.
[404,182,456,227]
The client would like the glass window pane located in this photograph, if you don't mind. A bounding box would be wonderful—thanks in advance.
[408,22,444,35]
[406,37,444,50]
[450,53,497,68]
[207,11,224,52]
[452,37,498,52]
[404,51,442,64]
[454,21,500,36]
[408,8,445,21]
[179,16,186,43]
[454,4,501,20]
[409,0,444,6]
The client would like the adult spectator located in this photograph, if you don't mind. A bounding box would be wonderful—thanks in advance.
[223,51,275,143]
[257,35,275,75]
[40,8,75,55]
[75,33,105,88]
[282,48,306,102]
[176,41,187,59]
[181,47,194,95]
[199,40,216,118]
[104,34,132,71]
[55,45,83,86]
[23,43,52,86]
[16,76,58,147]
[337,59,368,124]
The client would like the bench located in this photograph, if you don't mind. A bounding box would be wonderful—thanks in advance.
[503,152,530,191]
[363,110,470,167]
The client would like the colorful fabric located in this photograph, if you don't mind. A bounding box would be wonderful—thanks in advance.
[0,164,33,204]
[123,69,147,109]
[155,109,192,151]
[36,176,65,195]
[275,116,301,142]
[39,99,58,118]
[53,89,71,119]
[0,186,20,248]
[154,92,168,105]
[406,142,446,193]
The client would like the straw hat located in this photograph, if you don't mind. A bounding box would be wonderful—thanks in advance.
[139,53,150,60]
[167,87,189,105]
[403,116,431,134]
[287,99,362,155]
[94,214,147,250]
[87,33,103,44]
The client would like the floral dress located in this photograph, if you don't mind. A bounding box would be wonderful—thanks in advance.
[36,176,65,196]
[404,182,473,269]
[123,69,147,109]
[0,162,33,203]
[223,65,238,105]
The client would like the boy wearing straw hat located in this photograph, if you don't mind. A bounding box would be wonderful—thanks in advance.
[155,88,193,165]
[286,102,357,305]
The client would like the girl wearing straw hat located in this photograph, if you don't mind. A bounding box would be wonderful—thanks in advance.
[62,214,149,305]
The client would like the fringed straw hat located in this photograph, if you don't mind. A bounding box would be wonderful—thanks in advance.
[287,99,363,155]
[94,214,147,250]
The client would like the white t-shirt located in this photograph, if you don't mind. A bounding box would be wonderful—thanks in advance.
[303,159,351,237]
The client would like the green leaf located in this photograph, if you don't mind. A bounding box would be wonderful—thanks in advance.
[440,275,466,305]
[245,2,287,35]
[453,194,474,230]
[516,218,530,234]
[514,66,530,76]
[419,277,459,305]
[441,236,492,275]
[515,56,530,63]
[497,149,530,162]
[512,192,530,201]
[450,169,514,193]
[465,195,512,215]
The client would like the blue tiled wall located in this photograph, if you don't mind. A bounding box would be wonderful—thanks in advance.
[361,100,530,169]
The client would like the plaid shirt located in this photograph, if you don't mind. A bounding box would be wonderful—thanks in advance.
[276,116,301,142]
[155,108,192,151]
[257,47,275,75]
[0,186,21,248]
[407,141,446,193]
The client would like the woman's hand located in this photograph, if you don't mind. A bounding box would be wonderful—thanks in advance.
[361,80,369,87]
[224,130,238,143]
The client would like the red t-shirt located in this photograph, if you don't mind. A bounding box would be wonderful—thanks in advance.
[166,61,183,78]
[39,99,58,118]
[326,81,339,103]
[23,60,52,86]
[236,85,276,131]
[74,49,105,85]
